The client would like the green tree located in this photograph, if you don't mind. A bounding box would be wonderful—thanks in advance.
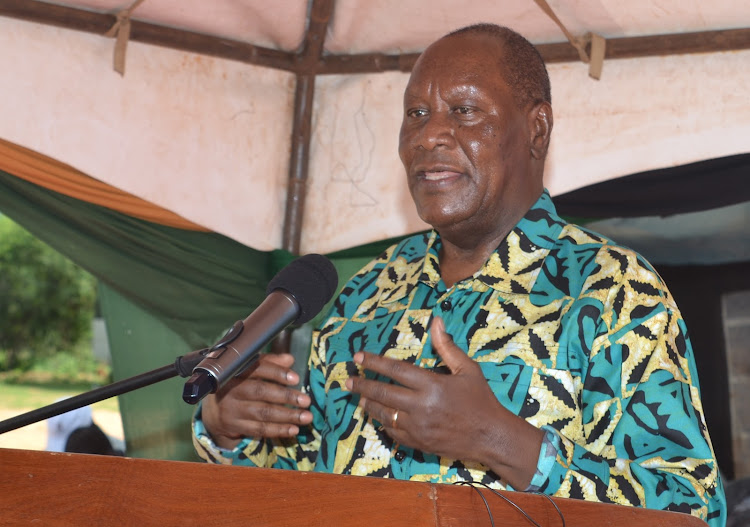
[0,216,97,370]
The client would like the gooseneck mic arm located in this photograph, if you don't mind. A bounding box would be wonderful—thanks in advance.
[0,348,208,435]
[0,254,339,435]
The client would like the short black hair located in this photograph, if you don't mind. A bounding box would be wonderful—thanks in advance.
[65,424,122,456]
[447,23,551,109]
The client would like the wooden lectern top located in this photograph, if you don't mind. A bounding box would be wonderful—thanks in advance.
[0,448,708,526]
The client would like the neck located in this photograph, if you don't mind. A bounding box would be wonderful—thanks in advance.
[438,229,509,288]
[434,187,543,288]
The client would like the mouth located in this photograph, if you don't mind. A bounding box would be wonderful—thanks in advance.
[422,170,462,181]
[414,165,464,183]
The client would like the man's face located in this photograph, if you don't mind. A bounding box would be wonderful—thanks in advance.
[398,33,540,241]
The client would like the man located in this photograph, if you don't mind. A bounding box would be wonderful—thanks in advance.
[194,24,725,524]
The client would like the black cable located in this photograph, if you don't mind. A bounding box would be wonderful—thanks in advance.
[454,481,495,527]
[532,492,566,527]
[453,482,566,527]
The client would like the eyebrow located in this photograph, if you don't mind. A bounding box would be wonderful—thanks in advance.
[403,83,488,101]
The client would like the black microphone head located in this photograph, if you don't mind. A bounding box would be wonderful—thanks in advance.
[266,254,339,324]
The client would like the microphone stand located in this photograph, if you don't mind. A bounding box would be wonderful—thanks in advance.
[0,348,209,435]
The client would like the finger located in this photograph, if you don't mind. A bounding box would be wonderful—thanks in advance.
[358,397,404,432]
[263,352,296,368]
[353,351,430,388]
[226,377,311,409]
[231,400,313,430]
[347,376,413,410]
[430,317,470,374]
[207,394,313,440]
[232,353,301,387]
[226,414,308,440]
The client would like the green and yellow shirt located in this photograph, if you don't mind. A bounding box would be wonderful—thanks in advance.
[194,191,725,525]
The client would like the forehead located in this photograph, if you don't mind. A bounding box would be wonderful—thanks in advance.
[405,34,509,95]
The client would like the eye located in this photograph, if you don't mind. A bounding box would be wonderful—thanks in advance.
[406,108,428,118]
[453,106,474,115]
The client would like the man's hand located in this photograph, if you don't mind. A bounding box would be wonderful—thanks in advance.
[201,353,313,450]
[345,317,543,489]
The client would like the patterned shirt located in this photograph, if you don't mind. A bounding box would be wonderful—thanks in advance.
[193,190,725,525]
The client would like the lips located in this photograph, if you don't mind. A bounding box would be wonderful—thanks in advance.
[413,164,464,183]
[423,170,461,181]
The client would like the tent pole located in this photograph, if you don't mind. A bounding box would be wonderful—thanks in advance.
[272,72,314,355]
[281,0,334,255]
[282,72,315,256]
[273,0,334,355]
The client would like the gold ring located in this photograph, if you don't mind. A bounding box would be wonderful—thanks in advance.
[392,409,399,430]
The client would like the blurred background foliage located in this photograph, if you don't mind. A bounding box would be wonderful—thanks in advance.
[0,214,108,386]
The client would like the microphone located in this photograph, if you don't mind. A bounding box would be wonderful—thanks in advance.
[182,254,338,405]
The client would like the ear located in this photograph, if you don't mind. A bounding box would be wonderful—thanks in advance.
[528,101,553,161]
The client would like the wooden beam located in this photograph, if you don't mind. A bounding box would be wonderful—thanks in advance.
[0,0,297,72]
[316,52,420,74]
[602,27,750,60]
[2,1,748,76]
[317,27,750,74]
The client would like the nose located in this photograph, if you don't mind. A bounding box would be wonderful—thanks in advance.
[415,112,455,151]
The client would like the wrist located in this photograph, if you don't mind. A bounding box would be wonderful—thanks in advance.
[196,398,243,451]
[212,433,242,450]
[479,410,544,490]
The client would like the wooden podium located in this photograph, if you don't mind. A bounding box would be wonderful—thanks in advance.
[0,448,707,526]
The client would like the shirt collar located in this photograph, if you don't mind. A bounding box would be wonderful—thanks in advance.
[381,190,565,303]
[476,190,564,294]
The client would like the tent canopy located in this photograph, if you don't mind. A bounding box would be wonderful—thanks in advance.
[1,0,748,255]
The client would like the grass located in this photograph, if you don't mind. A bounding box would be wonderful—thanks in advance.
[0,346,120,415]
[0,380,120,413]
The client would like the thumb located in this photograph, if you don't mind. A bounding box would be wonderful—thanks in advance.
[430,317,470,374]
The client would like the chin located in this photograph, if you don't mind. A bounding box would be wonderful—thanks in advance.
[418,208,471,233]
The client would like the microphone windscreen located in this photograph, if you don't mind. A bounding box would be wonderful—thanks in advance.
[266,254,339,324]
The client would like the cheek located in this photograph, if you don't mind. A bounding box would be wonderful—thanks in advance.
[466,126,501,159]
[398,129,413,165]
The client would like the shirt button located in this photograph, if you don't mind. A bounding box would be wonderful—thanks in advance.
[394,450,406,462]
[440,299,452,311]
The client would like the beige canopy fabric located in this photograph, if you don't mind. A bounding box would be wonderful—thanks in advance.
[0,137,209,230]
[0,1,748,253]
